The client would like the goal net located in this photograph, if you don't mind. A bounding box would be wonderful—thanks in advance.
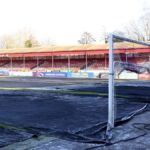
[107,34,150,130]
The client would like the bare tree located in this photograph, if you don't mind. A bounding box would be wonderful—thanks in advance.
[99,26,108,43]
[27,34,40,47]
[140,11,150,41]
[0,35,15,49]
[124,21,145,41]
[78,32,96,44]
[102,29,125,43]
[124,10,150,41]
[0,28,40,49]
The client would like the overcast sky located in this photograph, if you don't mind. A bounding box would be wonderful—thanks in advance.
[0,0,150,45]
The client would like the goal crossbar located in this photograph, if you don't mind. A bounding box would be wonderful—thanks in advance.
[113,34,150,47]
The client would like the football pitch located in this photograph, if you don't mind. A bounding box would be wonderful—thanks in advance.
[0,77,149,150]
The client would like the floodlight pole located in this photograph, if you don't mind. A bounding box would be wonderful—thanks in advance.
[108,33,115,130]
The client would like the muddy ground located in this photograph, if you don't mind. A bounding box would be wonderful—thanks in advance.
[0,77,149,150]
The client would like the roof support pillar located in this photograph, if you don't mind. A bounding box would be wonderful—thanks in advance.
[68,55,70,72]
[105,54,106,69]
[23,57,25,68]
[37,57,39,69]
[126,53,128,62]
[52,54,54,71]
[10,57,12,71]
[86,52,88,72]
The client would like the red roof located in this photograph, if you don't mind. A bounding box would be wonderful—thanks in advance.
[0,43,150,58]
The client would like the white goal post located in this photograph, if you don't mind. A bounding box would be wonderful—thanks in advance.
[107,33,150,130]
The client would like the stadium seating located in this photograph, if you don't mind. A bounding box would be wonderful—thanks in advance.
[32,59,87,72]
[0,59,37,71]
[0,56,149,72]
[87,59,107,70]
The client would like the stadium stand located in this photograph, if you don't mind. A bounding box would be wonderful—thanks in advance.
[87,58,107,70]
[0,43,149,76]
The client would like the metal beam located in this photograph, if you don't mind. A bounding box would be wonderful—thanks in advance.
[108,34,115,130]
[113,35,150,47]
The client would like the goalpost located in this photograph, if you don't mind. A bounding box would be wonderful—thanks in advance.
[107,33,150,130]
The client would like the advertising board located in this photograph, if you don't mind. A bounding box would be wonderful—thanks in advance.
[33,72,68,78]
[138,73,150,80]
[0,70,9,76]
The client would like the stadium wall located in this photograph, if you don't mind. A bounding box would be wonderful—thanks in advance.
[2,69,150,80]
[9,71,33,77]
[118,71,138,79]
[0,68,95,78]
[0,70,9,76]
[138,72,150,80]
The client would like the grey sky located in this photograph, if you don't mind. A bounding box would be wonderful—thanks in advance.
[0,0,150,45]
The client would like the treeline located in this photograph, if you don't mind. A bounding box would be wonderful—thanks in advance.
[114,9,150,42]
[0,28,55,49]
[1,9,150,48]
[78,9,150,44]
